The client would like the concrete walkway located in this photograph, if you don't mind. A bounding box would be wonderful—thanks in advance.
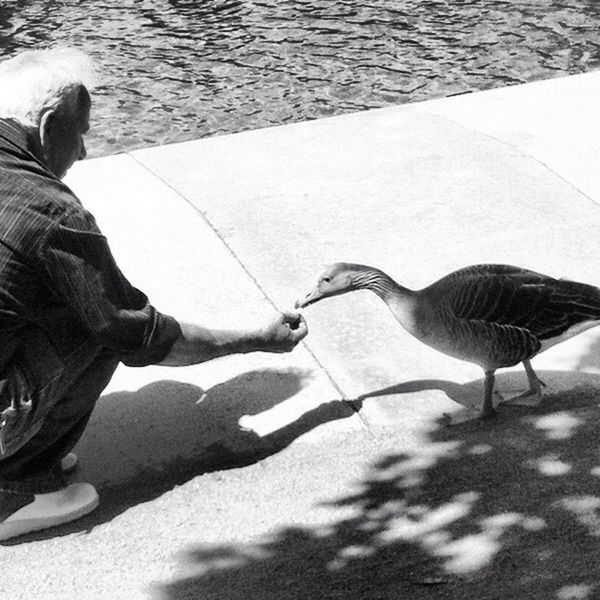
[4,71,600,600]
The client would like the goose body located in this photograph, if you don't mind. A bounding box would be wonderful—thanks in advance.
[296,263,600,418]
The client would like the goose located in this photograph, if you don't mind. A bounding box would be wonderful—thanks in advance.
[295,263,600,419]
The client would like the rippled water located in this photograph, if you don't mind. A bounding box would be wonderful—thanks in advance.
[1,0,599,157]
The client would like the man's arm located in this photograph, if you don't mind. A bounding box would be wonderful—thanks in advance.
[42,213,308,366]
[158,311,308,366]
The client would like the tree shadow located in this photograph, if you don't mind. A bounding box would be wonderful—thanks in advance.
[6,368,354,544]
[577,335,600,373]
[158,384,600,600]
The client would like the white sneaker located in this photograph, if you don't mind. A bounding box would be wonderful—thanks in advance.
[0,482,99,541]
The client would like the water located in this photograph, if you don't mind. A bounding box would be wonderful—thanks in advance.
[1,0,599,158]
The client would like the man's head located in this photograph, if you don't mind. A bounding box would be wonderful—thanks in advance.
[0,47,97,179]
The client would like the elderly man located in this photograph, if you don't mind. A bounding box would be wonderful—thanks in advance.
[0,47,308,541]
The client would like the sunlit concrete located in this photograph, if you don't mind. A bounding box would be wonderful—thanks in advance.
[4,70,600,599]
[129,68,600,425]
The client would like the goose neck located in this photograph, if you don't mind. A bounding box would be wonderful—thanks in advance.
[353,268,414,303]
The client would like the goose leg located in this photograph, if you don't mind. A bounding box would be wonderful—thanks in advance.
[523,359,546,399]
[502,359,546,406]
[481,370,497,419]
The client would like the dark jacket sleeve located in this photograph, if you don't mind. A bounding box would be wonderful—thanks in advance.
[40,207,181,366]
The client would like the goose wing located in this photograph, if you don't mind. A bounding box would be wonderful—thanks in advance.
[440,315,541,368]
[429,264,600,342]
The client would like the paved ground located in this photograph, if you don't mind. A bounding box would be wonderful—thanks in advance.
[3,71,600,600]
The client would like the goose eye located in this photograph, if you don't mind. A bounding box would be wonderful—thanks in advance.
[322,277,331,284]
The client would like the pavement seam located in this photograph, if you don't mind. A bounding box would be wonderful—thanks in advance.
[125,152,371,431]
[417,107,600,211]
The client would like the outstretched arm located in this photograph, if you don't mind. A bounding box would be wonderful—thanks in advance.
[158,311,308,366]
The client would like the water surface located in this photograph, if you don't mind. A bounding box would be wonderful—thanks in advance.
[1,0,599,156]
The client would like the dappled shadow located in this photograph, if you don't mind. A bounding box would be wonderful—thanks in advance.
[159,387,600,600]
[577,334,600,373]
[6,368,353,543]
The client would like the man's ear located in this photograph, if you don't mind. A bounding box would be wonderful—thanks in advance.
[38,108,56,155]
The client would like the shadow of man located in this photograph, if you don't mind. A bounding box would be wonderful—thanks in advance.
[14,368,354,541]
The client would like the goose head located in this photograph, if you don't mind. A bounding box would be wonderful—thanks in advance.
[295,263,372,309]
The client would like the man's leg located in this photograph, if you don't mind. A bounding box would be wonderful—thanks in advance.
[0,326,119,540]
[0,348,119,487]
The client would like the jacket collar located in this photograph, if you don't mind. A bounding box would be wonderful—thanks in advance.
[0,118,45,164]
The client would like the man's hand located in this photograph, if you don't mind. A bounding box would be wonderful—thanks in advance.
[256,311,308,353]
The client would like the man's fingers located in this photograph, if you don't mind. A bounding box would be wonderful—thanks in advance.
[276,311,308,345]
[260,311,308,352]
[281,310,302,326]
[290,317,308,340]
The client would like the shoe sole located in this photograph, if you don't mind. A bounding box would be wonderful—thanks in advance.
[0,483,99,541]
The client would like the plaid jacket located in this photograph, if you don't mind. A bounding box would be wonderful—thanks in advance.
[0,118,180,371]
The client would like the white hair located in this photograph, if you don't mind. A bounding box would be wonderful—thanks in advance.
[0,47,97,127]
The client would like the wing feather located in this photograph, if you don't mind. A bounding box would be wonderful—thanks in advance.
[439,309,541,368]
[426,264,600,347]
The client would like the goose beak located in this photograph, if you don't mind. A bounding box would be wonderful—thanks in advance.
[295,286,323,309]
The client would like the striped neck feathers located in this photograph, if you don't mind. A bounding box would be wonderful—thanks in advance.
[350,266,413,302]
[349,266,418,331]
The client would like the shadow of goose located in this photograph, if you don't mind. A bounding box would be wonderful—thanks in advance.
[352,370,600,416]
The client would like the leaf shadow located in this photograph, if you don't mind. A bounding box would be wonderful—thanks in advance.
[157,383,600,600]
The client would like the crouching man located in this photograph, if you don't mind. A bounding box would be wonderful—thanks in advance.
[0,47,307,541]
